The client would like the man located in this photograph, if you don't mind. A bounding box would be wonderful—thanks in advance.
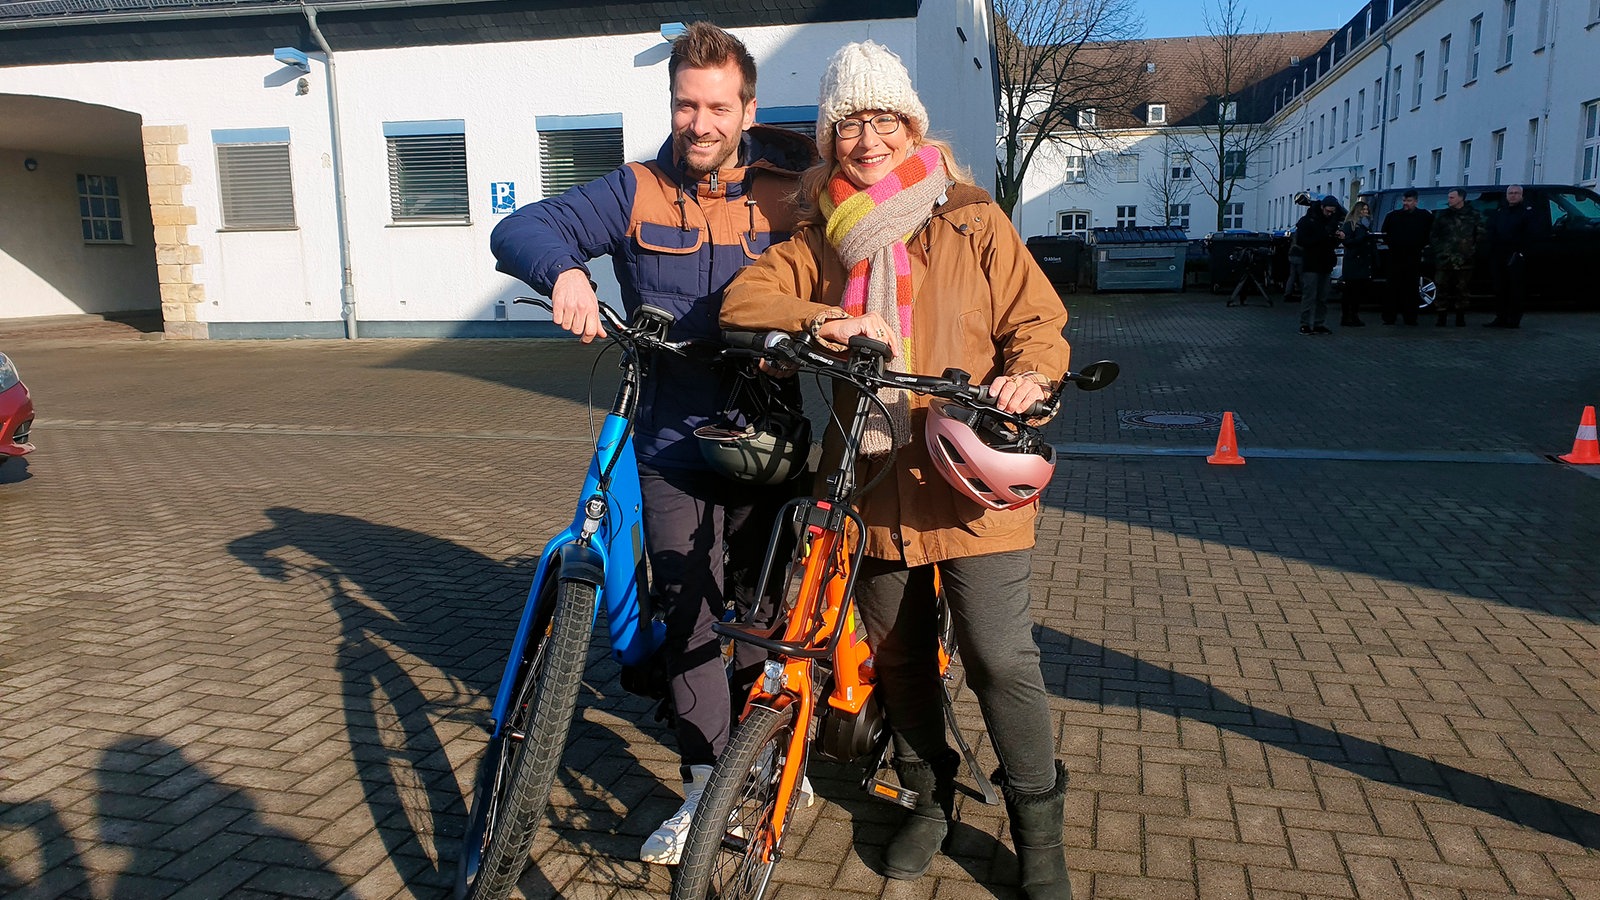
[1380,189,1432,326]
[490,22,815,865]
[1295,195,1344,334]
[1429,188,1484,326]
[1484,184,1546,328]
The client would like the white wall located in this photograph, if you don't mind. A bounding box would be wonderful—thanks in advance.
[0,148,160,317]
[0,15,1002,332]
[1258,0,1600,228]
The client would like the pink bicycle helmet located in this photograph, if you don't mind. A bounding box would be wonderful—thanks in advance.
[924,402,1056,510]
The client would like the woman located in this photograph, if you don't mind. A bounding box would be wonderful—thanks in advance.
[1340,200,1374,327]
[721,41,1072,900]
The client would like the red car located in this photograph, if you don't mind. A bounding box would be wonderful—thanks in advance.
[0,352,35,467]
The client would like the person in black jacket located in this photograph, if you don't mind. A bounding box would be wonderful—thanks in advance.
[1379,190,1433,325]
[1339,200,1375,326]
[1484,184,1547,328]
[1296,195,1344,334]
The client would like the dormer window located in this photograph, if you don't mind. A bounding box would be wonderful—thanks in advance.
[1077,108,1097,128]
[1218,101,1238,122]
[1147,103,1167,125]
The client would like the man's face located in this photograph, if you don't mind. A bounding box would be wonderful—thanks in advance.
[1402,196,1418,210]
[1321,203,1339,218]
[1507,185,1525,205]
[1447,191,1465,209]
[671,62,756,178]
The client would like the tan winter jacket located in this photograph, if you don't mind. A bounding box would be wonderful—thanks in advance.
[720,184,1071,567]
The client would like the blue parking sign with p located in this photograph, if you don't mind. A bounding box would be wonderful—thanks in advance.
[491,182,516,214]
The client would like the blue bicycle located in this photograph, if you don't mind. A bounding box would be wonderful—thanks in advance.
[456,297,725,900]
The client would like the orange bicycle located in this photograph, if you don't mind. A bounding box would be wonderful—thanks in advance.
[671,331,1118,900]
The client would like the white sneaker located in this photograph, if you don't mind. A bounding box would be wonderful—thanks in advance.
[640,765,713,865]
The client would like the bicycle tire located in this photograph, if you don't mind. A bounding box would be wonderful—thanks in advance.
[672,704,802,900]
[456,577,596,900]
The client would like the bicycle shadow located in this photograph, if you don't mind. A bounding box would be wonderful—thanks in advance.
[228,507,534,894]
[1033,625,1600,850]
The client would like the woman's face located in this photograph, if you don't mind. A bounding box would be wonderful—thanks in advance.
[834,109,914,189]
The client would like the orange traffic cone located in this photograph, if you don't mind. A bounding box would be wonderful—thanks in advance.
[1207,411,1245,465]
[1558,406,1600,465]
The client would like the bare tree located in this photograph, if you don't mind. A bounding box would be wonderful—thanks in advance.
[1167,0,1288,231]
[1144,135,1197,230]
[994,0,1149,217]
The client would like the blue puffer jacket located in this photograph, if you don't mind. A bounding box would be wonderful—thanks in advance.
[491,125,814,468]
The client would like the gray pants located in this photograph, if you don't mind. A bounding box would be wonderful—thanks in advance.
[1299,271,1332,327]
[853,549,1056,793]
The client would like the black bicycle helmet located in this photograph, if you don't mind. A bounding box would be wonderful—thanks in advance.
[696,408,812,485]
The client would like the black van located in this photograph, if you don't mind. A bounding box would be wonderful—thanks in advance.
[1343,184,1600,307]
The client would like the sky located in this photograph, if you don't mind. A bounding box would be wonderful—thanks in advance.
[1137,0,1373,39]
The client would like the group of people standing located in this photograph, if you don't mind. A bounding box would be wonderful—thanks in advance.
[492,22,1074,899]
[1295,186,1546,333]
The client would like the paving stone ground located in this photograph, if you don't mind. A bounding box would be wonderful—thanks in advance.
[2,294,1599,899]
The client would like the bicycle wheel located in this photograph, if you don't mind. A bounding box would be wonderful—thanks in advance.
[456,576,596,900]
[672,703,803,900]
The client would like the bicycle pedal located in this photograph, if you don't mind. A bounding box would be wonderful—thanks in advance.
[866,778,918,809]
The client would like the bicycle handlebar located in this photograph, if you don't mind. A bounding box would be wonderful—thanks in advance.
[513,296,724,362]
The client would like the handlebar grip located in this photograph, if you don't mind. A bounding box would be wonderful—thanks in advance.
[721,330,774,351]
[1022,399,1051,419]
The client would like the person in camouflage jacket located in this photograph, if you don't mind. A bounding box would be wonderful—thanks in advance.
[1428,188,1484,326]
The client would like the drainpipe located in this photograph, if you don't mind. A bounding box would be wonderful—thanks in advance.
[1376,19,1393,190]
[1534,0,1561,182]
[302,3,359,339]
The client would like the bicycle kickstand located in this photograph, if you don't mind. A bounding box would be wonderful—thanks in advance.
[941,680,1000,805]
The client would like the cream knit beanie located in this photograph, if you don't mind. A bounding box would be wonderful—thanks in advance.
[814,41,930,163]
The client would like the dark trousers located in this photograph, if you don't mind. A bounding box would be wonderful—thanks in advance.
[639,463,784,768]
[853,550,1056,793]
[1299,271,1332,328]
[1494,254,1527,325]
[1341,278,1371,323]
[1385,257,1423,324]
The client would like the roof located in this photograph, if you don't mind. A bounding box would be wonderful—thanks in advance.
[0,0,917,64]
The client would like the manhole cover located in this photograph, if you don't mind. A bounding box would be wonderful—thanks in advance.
[1118,410,1242,430]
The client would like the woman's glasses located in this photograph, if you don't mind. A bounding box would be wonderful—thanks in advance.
[834,114,903,140]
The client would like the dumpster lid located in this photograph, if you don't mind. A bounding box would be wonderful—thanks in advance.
[1090,226,1188,244]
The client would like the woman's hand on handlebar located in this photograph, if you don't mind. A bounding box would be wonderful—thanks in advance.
[816,314,899,360]
[985,374,1049,417]
[551,269,607,343]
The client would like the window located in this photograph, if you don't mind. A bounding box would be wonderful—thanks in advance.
[537,114,624,199]
[1167,203,1191,230]
[1430,147,1443,186]
[1218,101,1238,122]
[1357,90,1366,132]
[1078,108,1097,128]
[1224,150,1247,178]
[1368,167,1379,191]
[1407,156,1418,186]
[1116,154,1139,182]
[1057,210,1090,237]
[754,105,818,139]
[1342,99,1350,141]
[1391,67,1403,119]
[1314,116,1322,154]
[1458,139,1473,182]
[1223,202,1245,230]
[1328,107,1337,148]
[1115,205,1138,228]
[1170,152,1193,180]
[1386,161,1396,187]
[1591,0,1600,26]
[1583,101,1600,185]
[1492,129,1506,184]
[1437,36,1452,96]
[1529,116,1543,181]
[1468,15,1484,81]
[1147,103,1167,125]
[1063,155,1087,183]
[1373,78,1384,128]
[213,127,295,229]
[385,119,469,221]
[1500,0,1516,66]
[76,173,127,243]
[1412,53,1425,108]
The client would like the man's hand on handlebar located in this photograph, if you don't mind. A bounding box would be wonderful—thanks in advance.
[816,314,899,360]
[551,269,607,343]
[985,374,1049,417]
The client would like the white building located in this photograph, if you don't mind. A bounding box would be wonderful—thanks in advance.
[0,0,999,338]
[1012,32,1331,242]
[1259,0,1600,228]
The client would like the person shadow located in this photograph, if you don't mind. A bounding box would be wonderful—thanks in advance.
[229,507,535,894]
[0,797,89,899]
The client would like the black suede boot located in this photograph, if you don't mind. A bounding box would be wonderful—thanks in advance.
[1000,761,1072,900]
[883,750,959,879]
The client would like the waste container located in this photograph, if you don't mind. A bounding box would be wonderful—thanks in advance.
[1025,235,1087,292]
[1204,231,1277,294]
[1089,227,1188,292]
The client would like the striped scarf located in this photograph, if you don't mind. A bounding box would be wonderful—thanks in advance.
[821,144,947,455]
